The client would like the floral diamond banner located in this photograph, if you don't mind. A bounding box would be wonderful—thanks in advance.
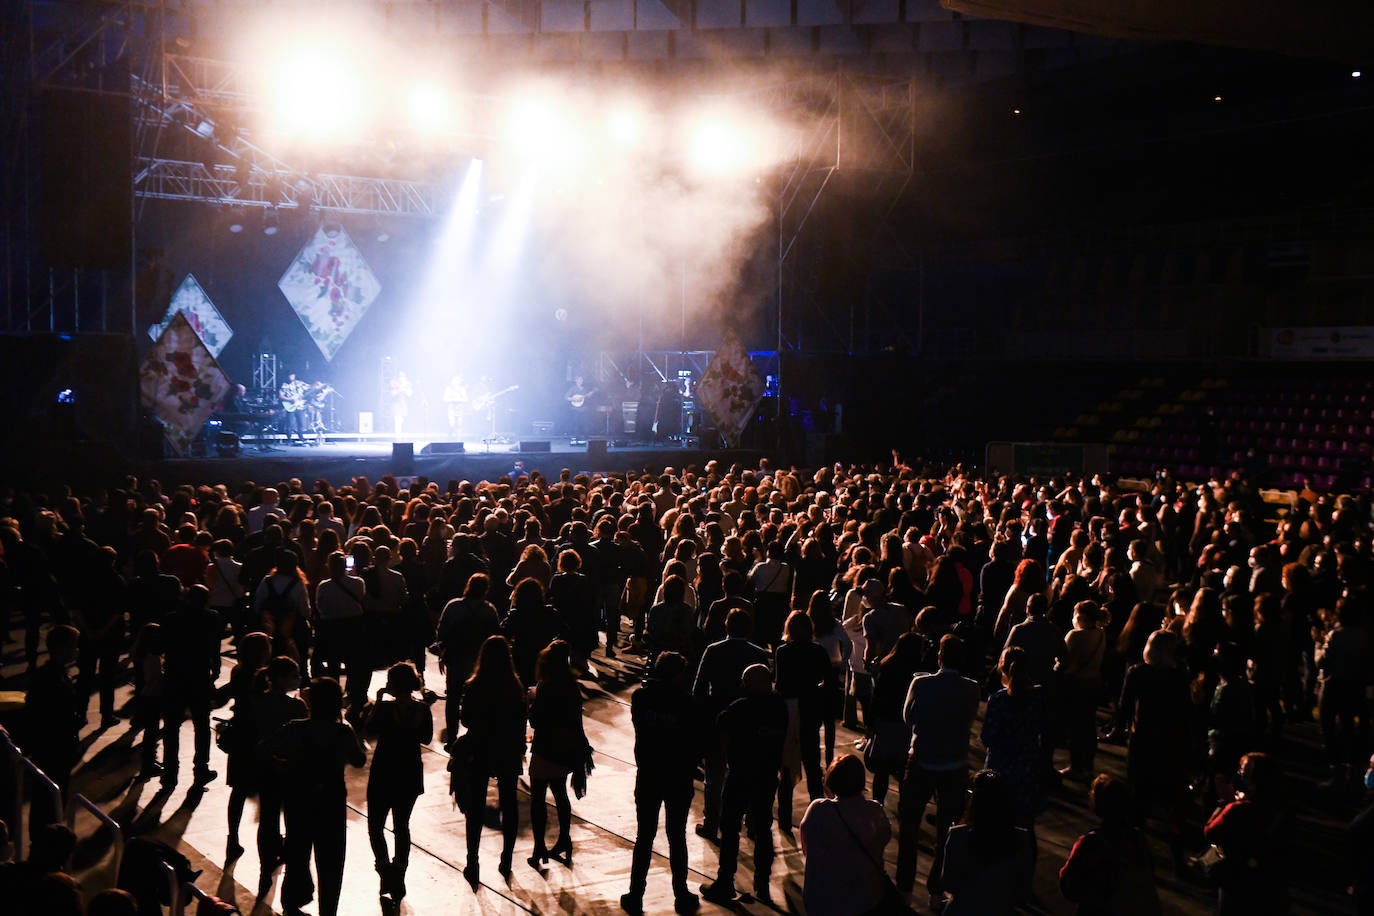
[278,225,381,361]
[696,332,765,448]
[139,312,232,457]
[147,273,233,357]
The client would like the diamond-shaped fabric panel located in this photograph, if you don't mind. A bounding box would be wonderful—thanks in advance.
[696,333,765,448]
[147,273,233,357]
[278,225,381,362]
[140,312,232,457]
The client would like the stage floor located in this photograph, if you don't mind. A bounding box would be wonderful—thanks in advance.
[146,434,764,488]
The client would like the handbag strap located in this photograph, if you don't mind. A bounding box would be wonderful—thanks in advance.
[832,802,890,880]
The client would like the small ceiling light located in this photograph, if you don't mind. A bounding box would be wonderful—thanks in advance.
[228,218,244,234]
[376,231,390,243]
[1213,95,1223,102]
[1353,70,1363,79]
[263,208,279,236]
[1012,108,1022,116]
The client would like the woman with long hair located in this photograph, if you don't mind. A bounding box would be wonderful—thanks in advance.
[219,631,271,861]
[458,636,527,884]
[993,559,1046,649]
[526,640,589,869]
[252,550,311,662]
[507,543,553,592]
[501,577,564,687]
[694,552,724,618]
[866,631,927,804]
[939,769,1034,915]
[365,661,434,902]
[807,589,852,765]
[774,611,832,830]
[980,647,1047,850]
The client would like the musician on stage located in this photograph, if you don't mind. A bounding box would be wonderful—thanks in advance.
[216,383,250,439]
[223,383,248,415]
[279,372,311,445]
[565,375,596,440]
[389,370,413,437]
[442,374,469,437]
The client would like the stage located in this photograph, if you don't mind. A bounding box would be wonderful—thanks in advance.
[139,432,769,488]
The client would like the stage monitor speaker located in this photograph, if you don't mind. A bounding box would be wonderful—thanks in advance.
[421,442,464,455]
[586,439,608,462]
[519,440,551,452]
[391,442,415,471]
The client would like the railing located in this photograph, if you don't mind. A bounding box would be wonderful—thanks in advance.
[67,792,125,879]
[14,755,63,862]
[181,881,226,915]
[161,859,181,916]
[0,730,21,860]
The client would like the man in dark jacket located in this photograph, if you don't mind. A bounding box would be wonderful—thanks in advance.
[621,652,699,916]
[161,584,223,787]
[895,634,980,897]
[75,546,126,728]
[692,609,768,840]
[700,663,788,906]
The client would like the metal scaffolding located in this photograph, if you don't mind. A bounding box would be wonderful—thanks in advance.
[130,70,444,217]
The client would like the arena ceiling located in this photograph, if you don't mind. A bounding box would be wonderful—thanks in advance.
[17,0,1374,78]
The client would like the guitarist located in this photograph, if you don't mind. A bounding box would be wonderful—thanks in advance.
[279,372,311,445]
[564,375,597,440]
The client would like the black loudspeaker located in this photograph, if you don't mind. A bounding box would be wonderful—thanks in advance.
[519,440,551,452]
[391,442,415,471]
[41,82,133,270]
[421,442,464,455]
[586,439,608,462]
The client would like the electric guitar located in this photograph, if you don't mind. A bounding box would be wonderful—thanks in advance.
[472,385,519,412]
[280,382,308,412]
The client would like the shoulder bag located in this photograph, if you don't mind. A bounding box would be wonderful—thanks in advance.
[833,804,914,916]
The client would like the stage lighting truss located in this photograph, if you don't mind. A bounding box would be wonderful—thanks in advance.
[131,66,442,218]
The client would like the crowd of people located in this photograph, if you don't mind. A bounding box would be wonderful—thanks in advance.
[0,456,1371,915]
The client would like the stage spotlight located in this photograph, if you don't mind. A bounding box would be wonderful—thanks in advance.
[193,118,216,140]
[407,83,453,133]
[506,97,558,157]
[505,95,583,166]
[609,109,642,146]
[689,114,756,176]
[263,208,279,236]
[266,46,372,139]
[228,213,245,233]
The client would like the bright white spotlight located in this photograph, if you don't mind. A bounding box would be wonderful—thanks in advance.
[504,94,585,167]
[689,114,756,176]
[265,45,373,139]
[506,97,558,158]
[407,83,453,133]
[609,109,642,147]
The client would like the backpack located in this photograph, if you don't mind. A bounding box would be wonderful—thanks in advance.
[261,576,298,620]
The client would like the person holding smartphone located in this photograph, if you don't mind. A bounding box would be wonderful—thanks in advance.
[314,552,369,716]
[365,662,434,902]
